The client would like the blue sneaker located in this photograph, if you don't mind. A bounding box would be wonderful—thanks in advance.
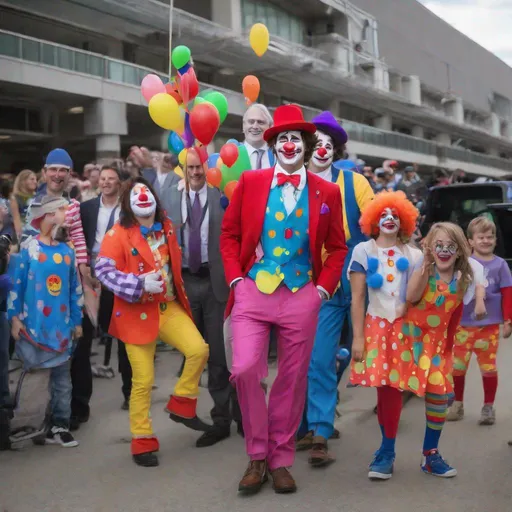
[421,450,457,478]
[368,450,395,480]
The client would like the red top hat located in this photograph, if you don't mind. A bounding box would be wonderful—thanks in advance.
[263,104,316,142]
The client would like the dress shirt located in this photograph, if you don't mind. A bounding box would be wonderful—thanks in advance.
[244,141,271,170]
[92,197,119,256]
[272,163,307,216]
[181,183,209,267]
[316,167,333,183]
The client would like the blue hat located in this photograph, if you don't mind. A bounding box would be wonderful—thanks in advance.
[333,159,357,171]
[45,148,73,169]
[311,111,348,146]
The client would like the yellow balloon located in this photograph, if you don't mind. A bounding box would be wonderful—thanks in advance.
[148,93,180,131]
[174,165,184,178]
[178,149,188,166]
[249,23,269,57]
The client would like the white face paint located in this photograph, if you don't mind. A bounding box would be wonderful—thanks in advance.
[311,131,334,170]
[378,208,400,235]
[130,183,156,218]
[275,130,304,168]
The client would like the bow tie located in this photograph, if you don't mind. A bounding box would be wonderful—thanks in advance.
[276,173,301,188]
[140,222,162,236]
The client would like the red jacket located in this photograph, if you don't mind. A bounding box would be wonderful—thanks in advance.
[220,168,348,317]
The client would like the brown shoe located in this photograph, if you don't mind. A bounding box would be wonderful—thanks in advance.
[296,431,313,451]
[308,436,335,468]
[238,460,268,494]
[271,467,297,494]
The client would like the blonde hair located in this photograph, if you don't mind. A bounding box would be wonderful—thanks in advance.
[467,216,496,239]
[423,222,473,297]
[13,169,36,196]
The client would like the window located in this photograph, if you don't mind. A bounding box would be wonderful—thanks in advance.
[241,0,305,44]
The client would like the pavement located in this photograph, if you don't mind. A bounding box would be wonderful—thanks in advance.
[1,340,512,512]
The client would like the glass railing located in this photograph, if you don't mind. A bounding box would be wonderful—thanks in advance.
[1,29,511,171]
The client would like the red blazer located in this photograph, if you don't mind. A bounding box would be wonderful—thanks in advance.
[220,168,348,317]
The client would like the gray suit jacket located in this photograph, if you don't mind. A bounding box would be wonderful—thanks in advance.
[166,184,229,303]
[142,168,181,212]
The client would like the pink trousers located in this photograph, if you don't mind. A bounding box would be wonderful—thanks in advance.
[230,278,322,470]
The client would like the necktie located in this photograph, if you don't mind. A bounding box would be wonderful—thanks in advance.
[140,222,162,236]
[254,149,264,170]
[188,193,202,273]
[105,206,118,233]
[276,173,301,188]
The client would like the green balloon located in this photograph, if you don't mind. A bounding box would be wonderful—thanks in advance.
[203,91,229,123]
[221,144,252,189]
[172,45,191,70]
[194,97,207,106]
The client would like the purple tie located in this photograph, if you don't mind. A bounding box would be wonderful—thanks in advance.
[188,193,202,273]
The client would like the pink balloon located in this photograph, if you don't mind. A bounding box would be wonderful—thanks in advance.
[141,74,166,102]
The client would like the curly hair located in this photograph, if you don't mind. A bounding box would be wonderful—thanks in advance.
[119,177,166,228]
[422,222,473,297]
[267,131,318,166]
[360,190,418,241]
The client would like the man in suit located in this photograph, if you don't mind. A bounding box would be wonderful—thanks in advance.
[243,104,275,170]
[166,148,239,447]
[79,166,132,412]
[221,104,347,494]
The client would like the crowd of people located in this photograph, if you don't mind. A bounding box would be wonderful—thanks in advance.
[0,102,509,496]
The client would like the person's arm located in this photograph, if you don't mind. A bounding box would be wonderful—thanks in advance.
[446,302,463,352]
[354,173,375,212]
[407,252,432,304]
[350,272,367,361]
[499,260,512,337]
[66,199,88,266]
[9,195,22,240]
[7,248,30,340]
[68,250,84,338]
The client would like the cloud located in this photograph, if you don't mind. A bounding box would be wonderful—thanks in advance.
[420,0,512,65]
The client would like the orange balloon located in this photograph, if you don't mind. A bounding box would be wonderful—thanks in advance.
[224,180,238,200]
[242,75,260,105]
[207,167,222,188]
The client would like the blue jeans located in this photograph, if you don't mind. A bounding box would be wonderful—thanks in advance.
[49,361,72,428]
[0,312,10,410]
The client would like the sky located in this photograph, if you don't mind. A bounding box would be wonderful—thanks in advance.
[420,0,512,66]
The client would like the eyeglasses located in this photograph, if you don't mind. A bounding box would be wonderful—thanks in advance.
[434,241,458,255]
[46,166,70,175]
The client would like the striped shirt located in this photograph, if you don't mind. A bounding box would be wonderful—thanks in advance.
[95,256,144,303]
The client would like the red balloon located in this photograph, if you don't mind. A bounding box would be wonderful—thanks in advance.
[207,167,222,188]
[190,103,220,145]
[165,82,183,104]
[178,68,199,105]
[193,144,208,164]
[220,143,239,168]
[224,180,238,200]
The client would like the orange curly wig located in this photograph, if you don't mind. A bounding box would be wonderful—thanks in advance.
[360,190,419,239]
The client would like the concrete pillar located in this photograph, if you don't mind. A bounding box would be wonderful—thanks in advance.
[488,112,500,137]
[402,75,421,106]
[373,64,390,92]
[411,125,425,139]
[96,135,121,160]
[444,97,464,125]
[374,115,392,131]
[435,133,451,146]
[211,0,242,33]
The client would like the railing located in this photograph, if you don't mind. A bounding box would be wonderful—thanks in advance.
[0,29,511,171]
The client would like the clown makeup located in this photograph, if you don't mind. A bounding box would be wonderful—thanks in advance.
[311,131,334,170]
[276,131,304,169]
[378,208,400,235]
[130,183,156,218]
[431,232,458,271]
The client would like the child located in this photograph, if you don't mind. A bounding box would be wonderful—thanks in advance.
[8,196,83,448]
[349,191,421,478]
[400,222,485,479]
[448,216,512,425]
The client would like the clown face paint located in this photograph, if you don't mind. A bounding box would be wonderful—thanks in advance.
[130,183,156,218]
[432,236,458,271]
[379,208,400,235]
[311,131,334,170]
[275,131,304,168]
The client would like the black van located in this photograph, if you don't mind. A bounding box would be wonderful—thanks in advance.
[420,182,512,268]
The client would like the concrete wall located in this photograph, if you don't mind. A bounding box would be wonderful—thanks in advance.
[351,0,512,113]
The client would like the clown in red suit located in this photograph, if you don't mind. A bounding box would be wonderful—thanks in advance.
[220,104,347,494]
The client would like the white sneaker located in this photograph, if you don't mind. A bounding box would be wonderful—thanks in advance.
[478,404,496,425]
[446,401,464,421]
[45,426,79,448]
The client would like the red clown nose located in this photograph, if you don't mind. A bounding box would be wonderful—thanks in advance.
[139,192,148,201]
[317,147,327,157]
[283,142,296,152]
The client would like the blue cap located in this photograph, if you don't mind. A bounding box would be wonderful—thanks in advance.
[45,148,73,169]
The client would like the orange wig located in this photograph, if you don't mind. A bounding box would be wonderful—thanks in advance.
[360,190,418,239]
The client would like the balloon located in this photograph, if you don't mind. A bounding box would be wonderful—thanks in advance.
[220,143,251,189]
[141,74,166,102]
[220,195,230,210]
[194,145,209,165]
[242,75,260,105]
[148,93,181,131]
[174,165,184,178]
[175,107,186,135]
[220,143,239,168]
[171,45,191,70]
[203,91,229,123]
[178,62,191,75]
[226,138,239,145]
[182,112,195,148]
[224,181,238,200]
[207,168,222,188]
[165,82,183,104]
[189,103,220,145]
[168,131,185,155]
[208,152,220,169]
[178,67,199,105]
[216,157,223,169]
[194,97,207,106]
[178,149,188,167]
[249,23,269,57]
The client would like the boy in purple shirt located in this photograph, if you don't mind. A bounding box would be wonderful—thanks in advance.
[448,217,512,425]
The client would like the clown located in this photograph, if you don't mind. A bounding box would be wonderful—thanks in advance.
[95,178,209,468]
[297,112,374,465]
[221,104,347,495]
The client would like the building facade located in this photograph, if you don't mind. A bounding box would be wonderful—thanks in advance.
[0,0,510,177]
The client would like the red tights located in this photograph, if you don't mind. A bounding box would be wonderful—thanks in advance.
[377,386,403,439]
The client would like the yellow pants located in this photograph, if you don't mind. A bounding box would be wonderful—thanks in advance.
[125,301,209,438]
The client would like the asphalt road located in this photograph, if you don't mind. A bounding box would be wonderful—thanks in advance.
[1,341,512,512]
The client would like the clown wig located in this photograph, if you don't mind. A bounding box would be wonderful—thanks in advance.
[360,190,418,241]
